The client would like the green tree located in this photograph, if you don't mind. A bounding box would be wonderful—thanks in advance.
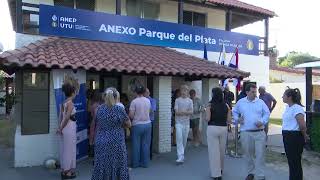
[278,52,319,68]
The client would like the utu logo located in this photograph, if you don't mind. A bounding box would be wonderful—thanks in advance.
[51,15,58,28]
[59,17,77,29]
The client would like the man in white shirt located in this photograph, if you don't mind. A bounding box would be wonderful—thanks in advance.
[174,85,193,164]
[233,83,270,180]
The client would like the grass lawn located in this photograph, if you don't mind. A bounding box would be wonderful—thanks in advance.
[0,117,14,148]
[269,118,282,126]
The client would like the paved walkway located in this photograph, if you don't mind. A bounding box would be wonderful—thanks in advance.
[1,144,288,180]
[267,124,285,151]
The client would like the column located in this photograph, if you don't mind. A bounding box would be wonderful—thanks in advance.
[16,0,23,33]
[264,17,269,56]
[225,9,232,31]
[116,0,121,15]
[178,0,184,24]
[153,76,172,153]
[306,67,312,142]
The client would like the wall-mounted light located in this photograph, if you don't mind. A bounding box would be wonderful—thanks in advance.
[92,81,96,90]
[31,73,36,85]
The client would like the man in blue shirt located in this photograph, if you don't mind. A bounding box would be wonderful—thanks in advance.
[233,83,270,180]
[258,86,277,136]
[144,88,157,159]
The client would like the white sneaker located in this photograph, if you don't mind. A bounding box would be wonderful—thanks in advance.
[176,156,184,164]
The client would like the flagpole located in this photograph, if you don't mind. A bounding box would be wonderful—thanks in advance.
[233,44,241,101]
[232,44,241,158]
[227,44,239,66]
[203,43,208,60]
[218,43,223,64]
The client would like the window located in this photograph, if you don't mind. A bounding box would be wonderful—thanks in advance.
[76,0,95,10]
[23,13,39,34]
[54,0,95,11]
[86,74,100,91]
[54,0,74,8]
[126,0,160,20]
[183,11,206,27]
[21,71,49,135]
[104,77,119,90]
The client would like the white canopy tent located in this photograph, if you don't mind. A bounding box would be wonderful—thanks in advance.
[295,61,320,68]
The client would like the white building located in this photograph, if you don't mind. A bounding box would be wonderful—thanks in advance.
[268,52,320,118]
[0,0,275,167]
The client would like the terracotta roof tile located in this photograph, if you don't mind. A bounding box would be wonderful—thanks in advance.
[0,37,249,79]
[207,0,275,17]
[271,66,320,76]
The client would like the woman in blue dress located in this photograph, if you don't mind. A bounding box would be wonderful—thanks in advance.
[91,88,131,180]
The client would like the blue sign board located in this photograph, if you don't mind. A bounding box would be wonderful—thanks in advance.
[39,4,259,55]
[53,69,88,160]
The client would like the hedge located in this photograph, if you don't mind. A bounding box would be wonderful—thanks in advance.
[311,115,320,152]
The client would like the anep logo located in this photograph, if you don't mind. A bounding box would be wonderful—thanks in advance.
[51,15,58,28]
[51,14,77,29]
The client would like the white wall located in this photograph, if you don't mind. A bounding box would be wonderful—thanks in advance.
[184,3,225,30]
[21,0,225,29]
[95,0,116,13]
[268,72,320,119]
[95,0,127,14]
[270,70,320,83]
[159,0,178,23]
[0,0,15,52]
[173,48,270,88]
[153,76,172,153]
[268,83,306,119]
[14,71,59,167]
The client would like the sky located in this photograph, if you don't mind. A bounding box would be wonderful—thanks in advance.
[1,0,319,58]
[234,0,320,58]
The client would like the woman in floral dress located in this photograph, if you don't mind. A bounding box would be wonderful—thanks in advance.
[91,88,131,180]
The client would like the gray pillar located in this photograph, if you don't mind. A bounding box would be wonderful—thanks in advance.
[225,9,232,31]
[306,67,312,133]
[116,0,121,15]
[264,18,269,56]
[178,0,184,24]
[16,0,23,33]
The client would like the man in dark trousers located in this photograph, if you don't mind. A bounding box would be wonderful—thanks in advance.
[144,88,157,160]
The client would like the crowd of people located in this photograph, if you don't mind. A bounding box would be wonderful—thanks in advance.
[56,80,308,180]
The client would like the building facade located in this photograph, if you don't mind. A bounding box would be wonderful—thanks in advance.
[1,0,274,167]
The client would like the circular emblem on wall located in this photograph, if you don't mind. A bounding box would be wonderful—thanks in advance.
[52,15,57,21]
[51,21,58,28]
[246,39,254,50]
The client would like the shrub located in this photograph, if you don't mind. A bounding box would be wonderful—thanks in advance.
[311,115,320,152]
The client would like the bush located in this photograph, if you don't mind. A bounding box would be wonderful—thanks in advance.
[0,119,15,148]
[311,115,320,152]
[0,93,16,113]
[269,75,284,83]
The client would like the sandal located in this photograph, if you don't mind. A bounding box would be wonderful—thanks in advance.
[61,171,76,179]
